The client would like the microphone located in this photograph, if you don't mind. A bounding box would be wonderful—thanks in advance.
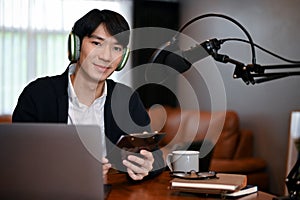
[149,38,224,73]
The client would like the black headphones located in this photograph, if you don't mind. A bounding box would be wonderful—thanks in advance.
[67,32,130,71]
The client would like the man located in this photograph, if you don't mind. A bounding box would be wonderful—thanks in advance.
[13,9,164,180]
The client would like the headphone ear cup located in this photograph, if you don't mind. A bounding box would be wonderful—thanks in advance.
[116,47,130,71]
[68,33,80,62]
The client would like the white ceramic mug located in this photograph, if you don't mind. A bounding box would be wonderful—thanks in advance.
[166,150,199,172]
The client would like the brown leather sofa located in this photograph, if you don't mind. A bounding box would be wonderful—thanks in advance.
[148,106,269,192]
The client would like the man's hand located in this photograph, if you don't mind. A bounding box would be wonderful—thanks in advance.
[122,149,154,180]
[102,157,112,182]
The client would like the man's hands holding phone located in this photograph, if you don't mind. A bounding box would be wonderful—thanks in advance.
[101,150,154,181]
[102,132,164,180]
[122,149,154,180]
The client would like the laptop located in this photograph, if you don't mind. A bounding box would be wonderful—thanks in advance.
[0,123,105,200]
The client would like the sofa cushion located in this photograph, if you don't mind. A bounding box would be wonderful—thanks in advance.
[212,111,240,159]
[149,106,210,148]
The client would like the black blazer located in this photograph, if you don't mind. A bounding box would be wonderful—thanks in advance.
[12,68,165,176]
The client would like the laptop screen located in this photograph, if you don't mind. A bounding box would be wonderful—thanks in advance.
[0,123,104,200]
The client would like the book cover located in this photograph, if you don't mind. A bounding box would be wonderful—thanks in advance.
[170,173,247,194]
[223,185,257,197]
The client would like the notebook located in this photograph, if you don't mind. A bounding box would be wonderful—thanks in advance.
[0,123,105,200]
[170,173,247,194]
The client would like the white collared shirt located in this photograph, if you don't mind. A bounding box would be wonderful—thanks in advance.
[67,64,107,156]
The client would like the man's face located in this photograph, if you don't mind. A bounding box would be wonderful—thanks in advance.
[78,23,125,83]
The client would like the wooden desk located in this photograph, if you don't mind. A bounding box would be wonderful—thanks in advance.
[107,171,275,200]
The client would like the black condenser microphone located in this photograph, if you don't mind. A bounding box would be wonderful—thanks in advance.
[149,38,222,73]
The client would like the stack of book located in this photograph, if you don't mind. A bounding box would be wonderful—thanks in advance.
[170,173,258,197]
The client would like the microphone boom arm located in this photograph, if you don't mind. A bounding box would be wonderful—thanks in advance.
[249,64,300,84]
[212,52,300,85]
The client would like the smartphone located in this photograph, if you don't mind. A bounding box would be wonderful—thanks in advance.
[116,132,165,151]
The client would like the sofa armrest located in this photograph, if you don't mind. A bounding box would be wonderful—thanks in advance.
[0,115,12,123]
[234,129,254,159]
[210,158,267,173]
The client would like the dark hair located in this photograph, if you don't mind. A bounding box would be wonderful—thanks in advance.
[72,9,130,47]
